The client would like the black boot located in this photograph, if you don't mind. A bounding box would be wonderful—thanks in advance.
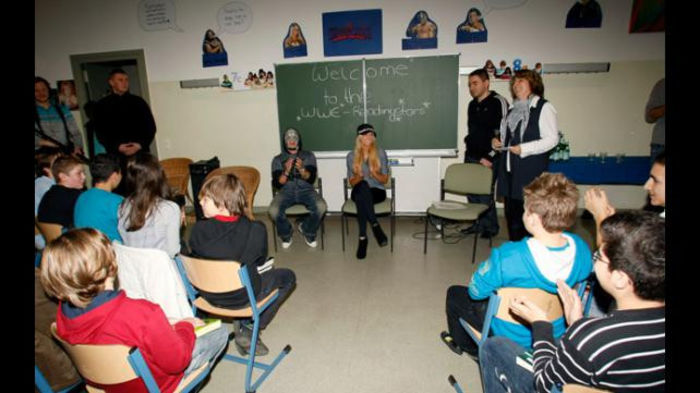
[371,223,388,247]
[356,237,368,259]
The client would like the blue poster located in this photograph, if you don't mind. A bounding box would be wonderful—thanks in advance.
[322,9,382,57]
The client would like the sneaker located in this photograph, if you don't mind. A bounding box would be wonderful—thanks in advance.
[371,223,388,247]
[297,222,317,248]
[234,321,269,356]
[281,237,292,249]
[440,331,463,356]
[356,237,368,259]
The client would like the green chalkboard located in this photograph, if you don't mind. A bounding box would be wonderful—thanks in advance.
[275,55,458,152]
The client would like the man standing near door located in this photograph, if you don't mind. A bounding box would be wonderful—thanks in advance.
[461,68,508,238]
[94,68,156,158]
[94,68,156,195]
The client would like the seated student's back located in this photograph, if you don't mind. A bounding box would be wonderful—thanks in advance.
[468,173,592,348]
[74,153,124,242]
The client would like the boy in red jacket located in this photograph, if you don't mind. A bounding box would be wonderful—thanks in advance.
[40,228,228,393]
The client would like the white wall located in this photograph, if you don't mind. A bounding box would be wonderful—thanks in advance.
[36,0,664,211]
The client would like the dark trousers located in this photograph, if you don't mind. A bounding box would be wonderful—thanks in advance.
[504,197,528,241]
[257,268,296,329]
[445,285,489,356]
[350,180,386,237]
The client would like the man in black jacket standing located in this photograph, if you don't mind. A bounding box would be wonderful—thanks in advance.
[462,68,508,238]
[94,68,156,194]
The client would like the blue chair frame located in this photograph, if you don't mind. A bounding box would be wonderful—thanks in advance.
[34,365,82,393]
[175,255,291,393]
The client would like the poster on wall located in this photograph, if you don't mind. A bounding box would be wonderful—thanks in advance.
[56,80,79,110]
[402,10,437,50]
[565,0,603,28]
[456,7,487,43]
[218,69,275,91]
[202,29,228,67]
[629,0,664,33]
[283,22,308,58]
[322,9,382,57]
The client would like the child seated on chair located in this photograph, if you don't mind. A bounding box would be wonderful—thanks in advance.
[441,172,592,358]
[35,147,63,249]
[188,173,297,357]
[479,211,665,392]
[40,228,229,393]
[74,153,124,242]
[37,155,86,229]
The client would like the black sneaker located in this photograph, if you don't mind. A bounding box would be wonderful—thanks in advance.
[371,223,388,247]
[356,237,368,259]
[440,331,463,355]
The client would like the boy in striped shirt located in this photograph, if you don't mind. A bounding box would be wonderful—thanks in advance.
[480,211,665,392]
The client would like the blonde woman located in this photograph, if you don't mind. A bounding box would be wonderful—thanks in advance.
[346,123,389,259]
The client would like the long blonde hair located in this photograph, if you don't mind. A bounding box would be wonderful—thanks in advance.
[353,134,380,176]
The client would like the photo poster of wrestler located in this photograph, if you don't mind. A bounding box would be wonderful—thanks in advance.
[402,10,438,50]
[322,9,382,57]
[456,7,487,44]
[283,22,308,58]
[202,28,228,67]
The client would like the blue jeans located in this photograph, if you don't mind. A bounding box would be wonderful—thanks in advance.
[465,157,499,235]
[183,325,229,377]
[479,337,535,393]
[269,187,327,241]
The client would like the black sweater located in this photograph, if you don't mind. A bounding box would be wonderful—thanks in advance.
[94,93,156,155]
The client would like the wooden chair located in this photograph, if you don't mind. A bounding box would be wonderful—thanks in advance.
[269,177,326,251]
[424,163,493,264]
[460,287,564,350]
[205,166,261,220]
[160,157,194,204]
[37,221,64,244]
[341,176,396,252]
[175,255,291,393]
[556,384,612,393]
[51,323,210,393]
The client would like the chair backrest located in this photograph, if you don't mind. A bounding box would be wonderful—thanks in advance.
[160,157,193,197]
[205,166,261,219]
[179,255,245,294]
[494,287,564,324]
[51,324,139,388]
[443,163,492,196]
[37,221,64,243]
[560,384,612,393]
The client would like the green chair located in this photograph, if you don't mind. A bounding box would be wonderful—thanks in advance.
[341,176,396,252]
[423,163,492,264]
[269,177,325,251]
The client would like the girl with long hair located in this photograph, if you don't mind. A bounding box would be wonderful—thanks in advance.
[346,123,389,259]
[118,152,182,257]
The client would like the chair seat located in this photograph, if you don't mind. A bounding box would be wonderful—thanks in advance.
[283,204,311,215]
[341,198,392,215]
[174,363,209,393]
[427,202,489,221]
[192,289,278,318]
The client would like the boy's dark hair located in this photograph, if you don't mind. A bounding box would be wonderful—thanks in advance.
[109,68,127,78]
[523,172,579,232]
[89,153,121,185]
[51,155,83,181]
[600,211,665,301]
[653,150,665,166]
[469,68,489,81]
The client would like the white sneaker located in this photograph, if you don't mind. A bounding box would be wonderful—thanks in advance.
[281,238,292,249]
[297,222,317,248]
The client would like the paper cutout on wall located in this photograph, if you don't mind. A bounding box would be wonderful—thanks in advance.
[629,0,664,33]
[56,80,79,110]
[138,0,183,32]
[402,10,438,50]
[456,8,487,43]
[217,2,253,34]
[322,9,382,57]
[565,0,603,28]
[283,22,308,58]
[202,29,228,67]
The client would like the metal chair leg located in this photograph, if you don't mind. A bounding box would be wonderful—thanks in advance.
[321,218,325,250]
[424,213,429,254]
[471,230,478,264]
[272,221,277,252]
[341,215,346,251]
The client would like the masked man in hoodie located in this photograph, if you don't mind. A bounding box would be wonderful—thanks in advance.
[268,128,327,248]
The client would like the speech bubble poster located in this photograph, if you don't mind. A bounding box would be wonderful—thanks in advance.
[283,22,308,58]
[322,9,382,57]
[402,10,438,50]
[138,0,183,32]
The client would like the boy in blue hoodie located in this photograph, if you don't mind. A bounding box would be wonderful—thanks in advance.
[441,172,592,357]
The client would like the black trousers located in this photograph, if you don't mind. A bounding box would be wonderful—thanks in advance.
[257,268,296,329]
[504,197,529,241]
[445,285,489,356]
[350,180,386,237]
